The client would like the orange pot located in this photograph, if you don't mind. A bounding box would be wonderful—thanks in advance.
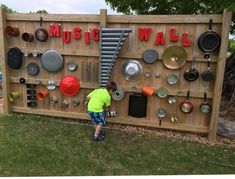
[37,90,49,101]
[142,86,154,96]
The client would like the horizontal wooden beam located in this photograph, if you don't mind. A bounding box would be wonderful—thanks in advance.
[107,14,223,24]
[6,13,100,22]
[11,106,208,133]
[10,77,99,89]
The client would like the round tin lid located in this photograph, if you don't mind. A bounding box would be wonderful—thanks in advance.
[142,49,158,64]
[112,86,125,101]
[27,63,39,76]
[41,49,63,72]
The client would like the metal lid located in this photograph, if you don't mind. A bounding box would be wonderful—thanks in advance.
[156,87,168,98]
[112,86,125,101]
[167,74,178,85]
[142,49,158,64]
[122,60,143,81]
[27,63,39,76]
[41,49,63,72]
[162,46,187,69]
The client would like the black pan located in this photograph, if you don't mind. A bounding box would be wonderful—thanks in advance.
[184,57,199,82]
[198,19,221,54]
[201,60,214,81]
[35,17,48,42]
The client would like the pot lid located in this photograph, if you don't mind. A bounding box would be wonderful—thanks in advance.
[168,95,176,104]
[27,63,39,76]
[157,87,168,98]
[167,74,178,85]
[142,49,158,64]
[170,113,178,123]
[60,75,80,96]
[162,46,187,69]
[41,49,63,72]
[122,60,143,81]
[112,86,125,101]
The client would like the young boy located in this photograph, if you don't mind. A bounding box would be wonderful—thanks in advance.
[84,81,117,141]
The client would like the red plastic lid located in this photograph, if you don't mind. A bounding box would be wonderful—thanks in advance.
[60,75,80,96]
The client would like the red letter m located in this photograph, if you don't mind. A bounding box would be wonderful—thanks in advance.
[138,28,152,41]
[50,24,60,37]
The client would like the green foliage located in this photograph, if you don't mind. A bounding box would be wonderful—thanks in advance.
[0,114,235,176]
[105,0,235,34]
[228,39,235,52]
[0,4,16,13]
[36,10,48,14]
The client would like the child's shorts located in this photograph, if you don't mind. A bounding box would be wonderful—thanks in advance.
[87,111,106,126]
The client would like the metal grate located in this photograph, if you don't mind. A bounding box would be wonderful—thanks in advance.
[99,28,132,87]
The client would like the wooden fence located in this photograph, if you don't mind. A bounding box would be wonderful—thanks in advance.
[0,9,232,141]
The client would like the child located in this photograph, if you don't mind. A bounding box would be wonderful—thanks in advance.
[84,81,117,141]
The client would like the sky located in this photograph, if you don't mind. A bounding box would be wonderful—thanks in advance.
[0,0,119,14]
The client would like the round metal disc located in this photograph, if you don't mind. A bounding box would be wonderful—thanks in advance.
[167,74,178,85]
[112,86,125,101]
[142,49,158,64]
[27,63,39,76]
[67,62,78,71]
[156,87,168,98]
[41,49,64,72]
[162,46,187,69]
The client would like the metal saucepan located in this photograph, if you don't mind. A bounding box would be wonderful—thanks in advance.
[35,17,49,42]
[201,59,214,81]
[198,19,221,54]
[200,92,211,113]
[184,57,199,82]
[157,108,166,126]
[180,91,193,114]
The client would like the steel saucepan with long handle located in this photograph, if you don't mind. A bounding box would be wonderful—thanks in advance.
[180,91,193,114]
[200,92,211,113]
[35,17,48,42]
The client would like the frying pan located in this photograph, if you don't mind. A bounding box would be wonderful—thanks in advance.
[200,92,211,113]
[198,19,221,54]
[180,91,193,114]
[184,57,199,82]
[201,59,214,81]
[35,17,48,42]
[157,108,166,126]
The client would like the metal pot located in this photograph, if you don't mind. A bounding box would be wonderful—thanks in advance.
[122,60,143,81]
[157,108,166,126]
[180,91,193,114]
[184,57,199,82]
[35,17,49,42]
[198,19,221,54]
[201,59,214,81]
[200,92,211,113]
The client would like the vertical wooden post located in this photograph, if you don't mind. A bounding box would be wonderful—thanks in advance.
[100,9,107,27]
[0,8,10,114]
[208,9,232,141]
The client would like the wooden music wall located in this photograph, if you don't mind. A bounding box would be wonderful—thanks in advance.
[0,9,232,141]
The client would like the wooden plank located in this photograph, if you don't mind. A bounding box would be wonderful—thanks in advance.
[100,9,107,27]
[0,9,10,114]
[6,13,100,22]
[11,106,208,133]
[107,14,223,24]
[10,77,99,89]
[208,9,232,141]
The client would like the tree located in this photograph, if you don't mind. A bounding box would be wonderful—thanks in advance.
[0,4,16,13]
[36,10,48,14]
[105,0,235,33]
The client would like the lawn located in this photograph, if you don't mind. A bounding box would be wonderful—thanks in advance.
[0,113,234,176]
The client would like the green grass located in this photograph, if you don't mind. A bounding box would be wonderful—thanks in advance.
[0,113,234,176]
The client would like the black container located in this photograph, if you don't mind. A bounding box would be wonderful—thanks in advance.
[128,93,147,117]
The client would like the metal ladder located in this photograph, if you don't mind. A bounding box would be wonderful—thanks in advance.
[99,28,132,87]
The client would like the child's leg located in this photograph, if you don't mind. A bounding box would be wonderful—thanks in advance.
[94,125,102,137]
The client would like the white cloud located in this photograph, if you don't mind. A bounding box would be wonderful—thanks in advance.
[0,0,119,14]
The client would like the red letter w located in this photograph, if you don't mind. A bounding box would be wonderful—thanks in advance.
[138,28,152,41]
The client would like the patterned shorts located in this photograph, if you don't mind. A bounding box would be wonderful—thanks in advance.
[87,111,106,126]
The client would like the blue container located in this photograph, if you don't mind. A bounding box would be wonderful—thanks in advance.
[0,72,2,82]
